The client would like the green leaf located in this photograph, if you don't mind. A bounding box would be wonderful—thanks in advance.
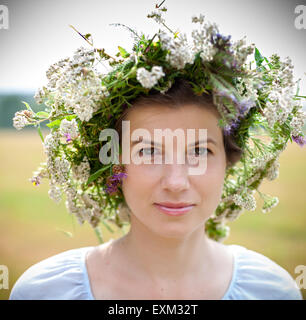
[36,111,49,119]
[86,163,112,185]
[118,46,130,58]
[46,119,61,129]
[255,47,264,67]
[56,228,73,238]
[46,115,77,129]
[65,115,77,121]
[21,101,34,112]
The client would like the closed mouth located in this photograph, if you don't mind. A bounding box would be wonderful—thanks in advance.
[154,202,195,208]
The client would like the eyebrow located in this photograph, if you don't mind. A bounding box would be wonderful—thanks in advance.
[131,137,217,147]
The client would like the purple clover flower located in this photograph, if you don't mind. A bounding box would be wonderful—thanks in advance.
[223,125,232,136]
[110,172,128,182]
[211,33,232,51]
[105,184,118,195]
[223,118,241,136]
[238,99,255,116]
[292,135,306,147]
[64,133,72,143]
[104,172,128,195]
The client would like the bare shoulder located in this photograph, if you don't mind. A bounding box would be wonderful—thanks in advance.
[85,238,117,280]
[85,238,128,299]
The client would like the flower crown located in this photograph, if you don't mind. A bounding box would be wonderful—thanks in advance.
[13,2,306,243]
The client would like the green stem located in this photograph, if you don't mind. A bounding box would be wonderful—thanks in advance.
[37,124,44,143]
[161,22,176,35]
[94,226,104,244]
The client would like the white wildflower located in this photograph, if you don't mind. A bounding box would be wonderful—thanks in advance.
[72,156,91,183]
[233,192,256,211]
[64,186,87,225]
[236,76,259,101]
[290,109,306,136]
[158,30,194,69]
[266,158,280,181]
[247,172,261,186]
[263,100,278,128]
[73,104,94,122]
[151,66,165,79]
[42,47,108,122]
[34,86,50,104]
[266,87,295,125]
[117,203,131,223]
[29,163,49,186]
[147,6,167,24]
[191,20,219,62]
[48,185,62,203]
[191,14,205,24]
[53,156,70,184]
[79,207,93,225]
[59,118,79,140]
[43,133,60,155]
[231,36,255,68]
[136,65,165,89]
[250,152,274,171]
[225,208,244,222]
[81,193,100,210]
[13,110,34,130]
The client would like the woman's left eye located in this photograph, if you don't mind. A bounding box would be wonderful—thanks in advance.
[191,147,210,156]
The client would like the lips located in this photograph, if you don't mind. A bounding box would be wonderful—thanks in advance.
[155,202,195,208]
[154,202,195,216]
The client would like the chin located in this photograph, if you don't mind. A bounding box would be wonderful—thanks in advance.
[150,219,201,239]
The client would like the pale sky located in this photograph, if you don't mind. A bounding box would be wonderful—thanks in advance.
[0,0,305,100]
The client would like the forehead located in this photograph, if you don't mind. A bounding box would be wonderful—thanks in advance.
[124,104,223,143]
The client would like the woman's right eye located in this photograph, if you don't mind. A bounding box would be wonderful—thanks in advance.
[138,147,159,156]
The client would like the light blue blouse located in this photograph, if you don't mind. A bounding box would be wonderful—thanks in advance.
[9,244,303,300]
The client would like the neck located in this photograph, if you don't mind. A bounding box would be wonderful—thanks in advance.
[116,217,216,282]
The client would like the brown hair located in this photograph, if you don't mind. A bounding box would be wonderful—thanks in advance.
[114,78,243,169]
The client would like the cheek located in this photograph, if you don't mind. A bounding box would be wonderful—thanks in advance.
[199,159,226,199]
[122,164,158,204]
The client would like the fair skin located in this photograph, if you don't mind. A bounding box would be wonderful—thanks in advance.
[86,103,234,299]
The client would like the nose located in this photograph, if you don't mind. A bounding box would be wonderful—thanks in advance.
[160,162,190,192]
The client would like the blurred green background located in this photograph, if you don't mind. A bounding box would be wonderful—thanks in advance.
[0,93,305,300]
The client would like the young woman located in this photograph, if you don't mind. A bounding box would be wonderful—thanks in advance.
[9,79,303,300]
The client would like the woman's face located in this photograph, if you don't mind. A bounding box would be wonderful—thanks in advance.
[120,103,227,238]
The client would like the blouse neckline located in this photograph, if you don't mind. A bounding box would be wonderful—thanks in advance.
[80,244,240,300]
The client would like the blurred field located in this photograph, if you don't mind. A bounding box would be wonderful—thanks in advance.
[0,129,305,300]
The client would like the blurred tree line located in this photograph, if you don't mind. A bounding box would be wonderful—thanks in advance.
[1,92,305,132]
[0,92,47,130]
